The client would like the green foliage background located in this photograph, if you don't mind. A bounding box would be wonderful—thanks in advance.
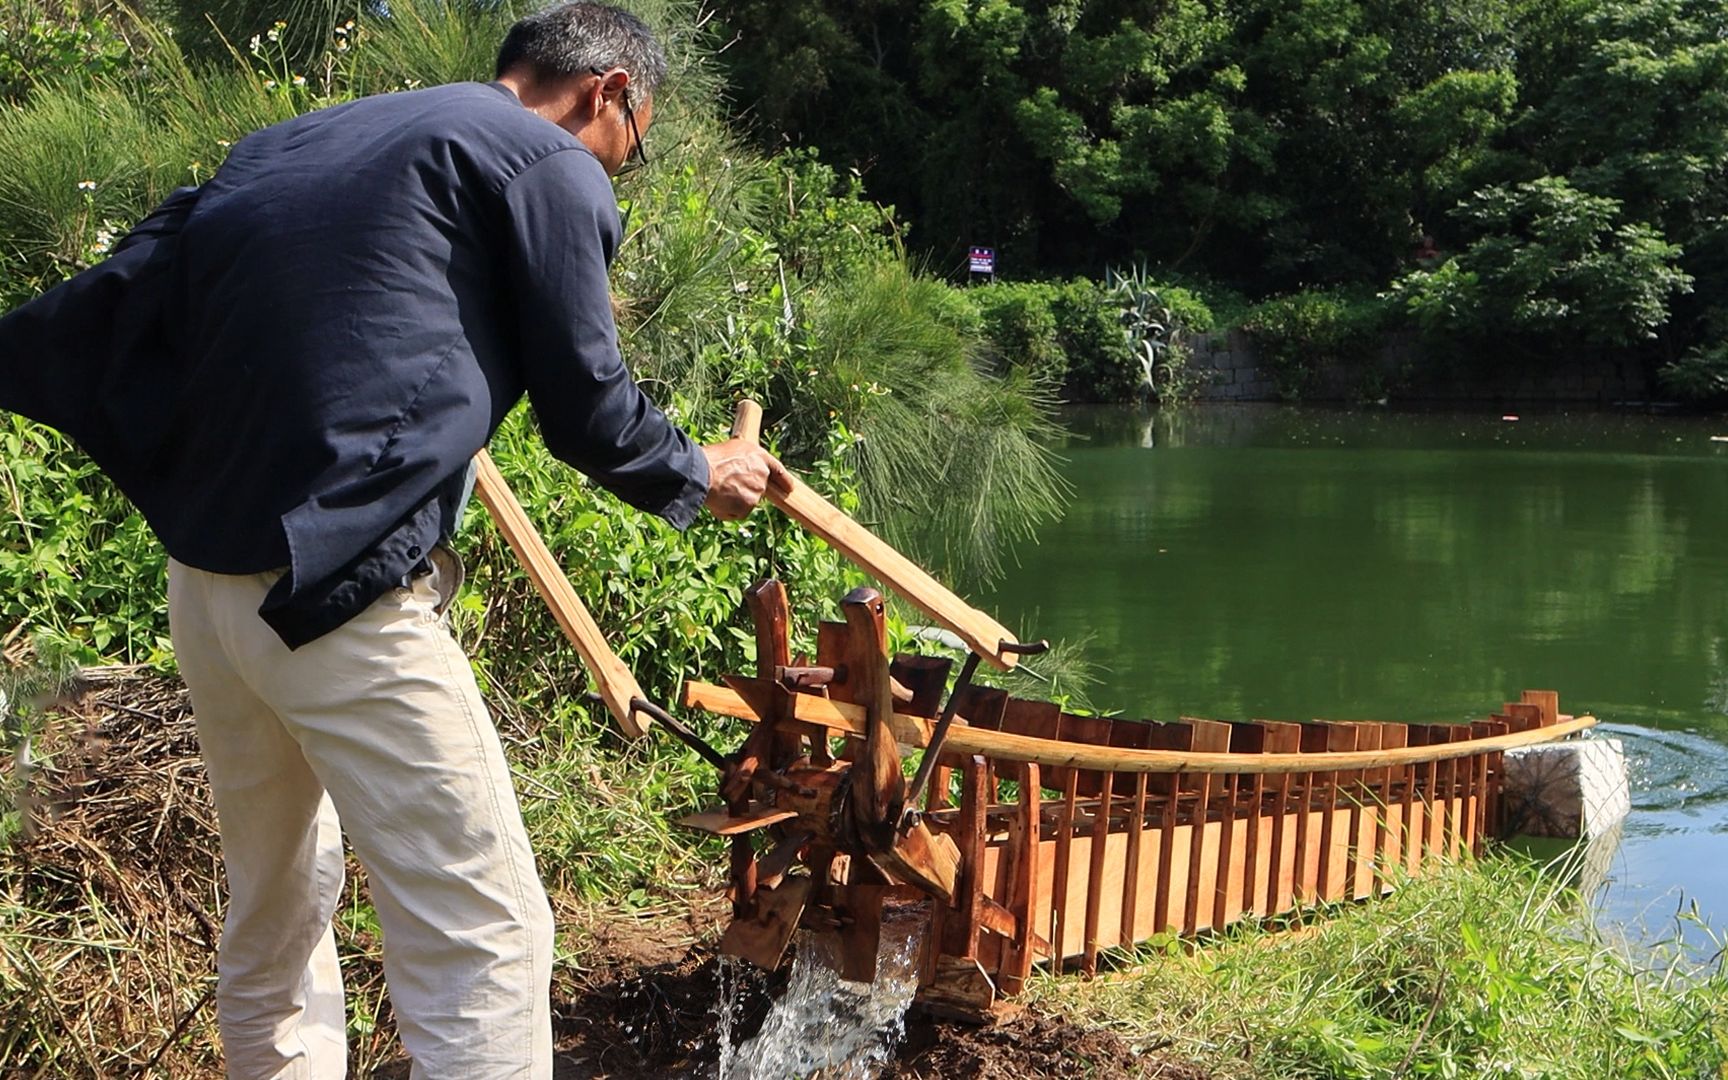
[714,0,1728,397]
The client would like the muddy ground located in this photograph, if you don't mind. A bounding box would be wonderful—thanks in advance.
[536,907,1213,1079]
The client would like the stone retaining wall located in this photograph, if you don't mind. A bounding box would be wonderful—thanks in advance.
[1184,330,1654,405]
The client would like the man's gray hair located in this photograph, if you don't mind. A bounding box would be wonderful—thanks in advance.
[495,3,668,99]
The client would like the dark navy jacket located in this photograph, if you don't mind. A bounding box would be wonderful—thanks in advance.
[0,82,708,647]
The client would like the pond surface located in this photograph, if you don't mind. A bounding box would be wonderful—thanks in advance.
[980,405,1728,948]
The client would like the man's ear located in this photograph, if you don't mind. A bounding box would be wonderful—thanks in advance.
[590,67,631,112]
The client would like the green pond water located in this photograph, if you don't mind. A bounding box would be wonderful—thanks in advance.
[978,404,1728,944]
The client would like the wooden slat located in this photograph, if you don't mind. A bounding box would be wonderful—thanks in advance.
[1111,722,1154,944]
[1521,689,1560,727]
[1479,718,1510,838]
[1375,722,1408,893]
[1219,722,1266,927]
[949,757,988,961]
[1002,699,1064,790]
[1182,718,1232,934]
[1049,767,1081,964]
[947,684,1010,805]
[677,805,800,836]
[1082,762,1114,975]
[1447,725,1472,861]
[1147,723,1192,935]
[1403,725,1429,877]
[1468,721,1494,856]
[1256,721,1303,915]
[998,761,1042,995]
[1346,722,1380,900]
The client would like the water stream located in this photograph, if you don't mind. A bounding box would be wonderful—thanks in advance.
[715,910,927,1080]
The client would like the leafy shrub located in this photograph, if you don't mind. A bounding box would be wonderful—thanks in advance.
[969,280,1064,385]
[1050,278,1137,403]
[1388,177,1693,350]
[0,417,169,666]
[1102,266,1216,404]
[1659,343,1728,402]
[0,1,131,104]
[1241,288,1389,400]
[764,148,902,284]
[970,271,1222,403]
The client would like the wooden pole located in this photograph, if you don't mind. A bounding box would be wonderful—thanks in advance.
[729,401,1025,670]
[474,450,650,739]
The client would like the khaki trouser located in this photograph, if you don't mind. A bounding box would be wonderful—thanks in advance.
[168,554,553,1079]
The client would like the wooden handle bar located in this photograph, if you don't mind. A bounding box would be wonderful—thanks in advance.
[731,400,1023,670]
[473,450,650,739]
[730,399,763,444]
[682,680,1595,773]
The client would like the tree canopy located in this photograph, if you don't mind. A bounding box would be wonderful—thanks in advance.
[714,0,1728,378]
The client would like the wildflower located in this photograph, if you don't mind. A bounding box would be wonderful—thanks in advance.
[292,75,307,88]
[267,21,284,43]
[263,80,277,90]
[216,139,231,149]
[76,180,97,192]
[248,34,260,52]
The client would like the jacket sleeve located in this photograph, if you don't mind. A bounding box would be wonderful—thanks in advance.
[500,149,709,527]
[0,186,200,468]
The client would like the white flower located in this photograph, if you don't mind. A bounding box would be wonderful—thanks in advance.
[292,75,307,87]
[263,79,277,90]
[76,179,96,192]
[249,34,260,51]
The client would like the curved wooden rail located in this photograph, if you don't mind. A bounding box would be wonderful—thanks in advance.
[682,680,1593,773]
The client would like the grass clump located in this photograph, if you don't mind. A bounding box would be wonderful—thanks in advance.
[1027,853,1728,1079]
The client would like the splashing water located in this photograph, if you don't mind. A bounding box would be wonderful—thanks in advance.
[716,909,927,1080]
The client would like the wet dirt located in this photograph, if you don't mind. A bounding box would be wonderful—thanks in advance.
[546,927,1214,1080]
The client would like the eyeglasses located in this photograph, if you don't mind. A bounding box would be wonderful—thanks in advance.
[590,66,648,174]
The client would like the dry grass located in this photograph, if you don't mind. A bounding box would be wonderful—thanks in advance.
[0,664,467,1076]
[1,666,225,1075]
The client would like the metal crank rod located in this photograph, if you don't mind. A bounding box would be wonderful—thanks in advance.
[899,636,1049,831]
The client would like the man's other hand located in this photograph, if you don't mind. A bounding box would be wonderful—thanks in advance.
[700,439,792,520]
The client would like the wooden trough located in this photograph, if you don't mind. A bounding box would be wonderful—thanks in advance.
[680,582,1594,1021]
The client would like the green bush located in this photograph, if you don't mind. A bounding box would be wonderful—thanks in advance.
[1387,177,1694,352]
[1660,343,1728,402]
[764,148,902,284]
[1241,288,1390,400]
[970,280,1064,385]
[1050,278,1137,403]
[0,0,131,104]
[970,272,1223,403]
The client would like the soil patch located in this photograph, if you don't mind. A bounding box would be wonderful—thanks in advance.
[889,1012,1213,1080]
[549,936,1212,1079]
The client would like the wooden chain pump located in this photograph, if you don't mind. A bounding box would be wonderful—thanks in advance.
[478,401,1594,1021]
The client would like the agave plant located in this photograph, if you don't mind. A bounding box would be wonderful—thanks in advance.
[1105,263,1191,402]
